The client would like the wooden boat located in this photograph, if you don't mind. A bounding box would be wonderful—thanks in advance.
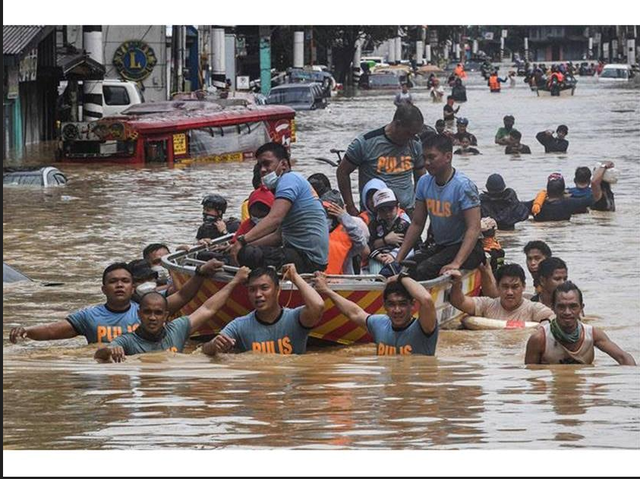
[163,236,482,345]
[57,101,296,165]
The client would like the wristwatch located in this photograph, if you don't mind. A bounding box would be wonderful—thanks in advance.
[398,271,410,282]
[237,235,247,246]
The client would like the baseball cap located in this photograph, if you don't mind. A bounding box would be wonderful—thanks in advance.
[373,188,398,210]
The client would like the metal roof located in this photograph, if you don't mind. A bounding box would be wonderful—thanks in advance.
[3,25,49,56]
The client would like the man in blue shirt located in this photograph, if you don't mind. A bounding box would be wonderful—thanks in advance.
[229,142,329,274]
[94,267,250,362]
[337,104,425,217]
[567,162,615,213]
[395,134,484,280]
[203,264,325,355]
[9,259,224,345]
[313,271,438,355]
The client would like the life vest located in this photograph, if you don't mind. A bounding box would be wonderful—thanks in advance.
[482,236,502,253]
[489,75,500,92]
[241,199,250,222]
[359,211,371,225]
[454,66,467,78]
[531,189,547,215]
[326,224,353,275]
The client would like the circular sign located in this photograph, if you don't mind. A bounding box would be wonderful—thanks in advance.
[113,40,157,82]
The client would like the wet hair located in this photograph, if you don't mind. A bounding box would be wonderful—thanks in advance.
[143,243,169,262]
[524,241,552,258]
[435,119,446,128]
[458,133,471,142]
[552,281,583,307]
[139,291,169,310]
[392,104,423,129]
[128,259,157,282]
[248,266,280,288]
[495,263,526,285]
[538,257,568,279]
[422,133,453,153]
[383,281,411,302]
[547,178,566,196]
[557,125,569,134]
[255,142,291,166]
[510,130,522,141]
[252,162,262,189]
[574,166,591,184]
[308,173,332,198]
[102,262,132,285]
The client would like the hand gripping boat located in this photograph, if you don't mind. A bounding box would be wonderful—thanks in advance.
[163,235,482,345]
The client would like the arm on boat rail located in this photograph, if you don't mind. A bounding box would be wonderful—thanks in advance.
[391,274,437,335]
[312,272,369,330]
[166,259,225,315]
[444,269,477,316]
[396,200,428,264]
[283,264,325,329]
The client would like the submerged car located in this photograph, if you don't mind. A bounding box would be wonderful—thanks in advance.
[360,72,405,90]
[599,64,635,82]
[3,167,67,187]
[266,83,328,111]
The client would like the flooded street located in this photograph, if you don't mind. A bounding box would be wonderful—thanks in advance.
[3,74,640,450]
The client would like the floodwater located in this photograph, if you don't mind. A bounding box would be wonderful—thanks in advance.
[3,74,640,450]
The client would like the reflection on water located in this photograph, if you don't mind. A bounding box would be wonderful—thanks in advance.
[3,76,640,449]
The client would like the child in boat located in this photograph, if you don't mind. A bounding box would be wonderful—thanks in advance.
[480,217,505,274]
[196,194,240,243]
[234,186,275,239]
[367,189,410,276]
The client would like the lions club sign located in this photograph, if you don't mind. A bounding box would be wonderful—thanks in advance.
[113,40,157,82]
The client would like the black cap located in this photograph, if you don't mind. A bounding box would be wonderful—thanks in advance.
[485,173,506,194]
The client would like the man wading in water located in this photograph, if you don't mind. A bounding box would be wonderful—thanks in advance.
[525,282,635,365]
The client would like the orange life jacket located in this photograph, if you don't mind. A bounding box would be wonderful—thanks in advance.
[489,75,500,91]
[326,224,353,275]
[482,236,502,253]
[531,189,547,215]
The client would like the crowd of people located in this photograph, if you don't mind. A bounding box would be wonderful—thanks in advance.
[8,84,633,368]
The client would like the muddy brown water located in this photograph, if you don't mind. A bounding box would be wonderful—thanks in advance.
[3,75,639,449]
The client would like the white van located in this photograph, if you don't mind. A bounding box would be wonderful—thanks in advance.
[58,78,146,117]
[599,64,635,82]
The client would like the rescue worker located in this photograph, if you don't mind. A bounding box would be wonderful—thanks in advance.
[488,70,507,93]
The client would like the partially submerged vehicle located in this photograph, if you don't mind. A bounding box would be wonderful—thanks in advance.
[533,78,577,97]
[3,263,33,283]
[359,72,405,90]
[163,236,481,344]
[57,100,296,165]
[3,166,68,187]
[266,83,328,111]
[598,64,635,82]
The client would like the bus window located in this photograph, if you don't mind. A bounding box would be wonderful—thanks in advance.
[145,140,168,163]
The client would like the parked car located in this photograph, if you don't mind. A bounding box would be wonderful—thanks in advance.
[3,167,67,187]
[266,83,328,111]
[59,78,145,117]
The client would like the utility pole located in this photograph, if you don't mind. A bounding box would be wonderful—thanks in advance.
[259,26,272,96]
[82,25,104,121]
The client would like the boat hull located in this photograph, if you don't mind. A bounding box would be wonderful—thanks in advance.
[167,261,481,345]
[534,86,576,97]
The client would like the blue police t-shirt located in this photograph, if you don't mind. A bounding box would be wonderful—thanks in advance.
[346,127,424,210]
[415,169,480,246]
[275,172,329,267]
[366,314,438,355]
[66,303,140,344]
[109,316,191,355]
[220,306,311,354]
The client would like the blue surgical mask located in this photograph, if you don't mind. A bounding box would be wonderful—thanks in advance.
[262,171,280,190]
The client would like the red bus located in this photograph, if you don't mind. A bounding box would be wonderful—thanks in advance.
[57,101,296,165]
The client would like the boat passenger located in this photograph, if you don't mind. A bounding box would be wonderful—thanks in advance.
[142,243,173,292]
[307,172,332,198]
[523,241,552,292]
[480,217,505,274]
[452,118,477,146]
[443,96,460,130]
[479,173,529,231]
[495,115,519,146]
[240,163,264,222]
[536,125,569,153]
[525,282,636,365]
[313,271,438,356]
[447,264,554,323]
[202,264,325,355]
[367,188,410,276]
[453,135,481,155]
[234,186,275,239]
[196,194,240,244]
[530,257,568,308]
[337,104,425,218]
[94,267,250,362]
[322,189,368,275]
[526,173,593,222]
[230,142,329,274]
[395,134,484,281]
[394,83,413,107]
[504,130,531,154]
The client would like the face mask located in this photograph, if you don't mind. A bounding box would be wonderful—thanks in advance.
[136,281,157,296]
[261,171,280,190]
[251,216,263,225]
[151,265,169,285]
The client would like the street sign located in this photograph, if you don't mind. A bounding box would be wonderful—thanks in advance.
[237,76,250,90]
